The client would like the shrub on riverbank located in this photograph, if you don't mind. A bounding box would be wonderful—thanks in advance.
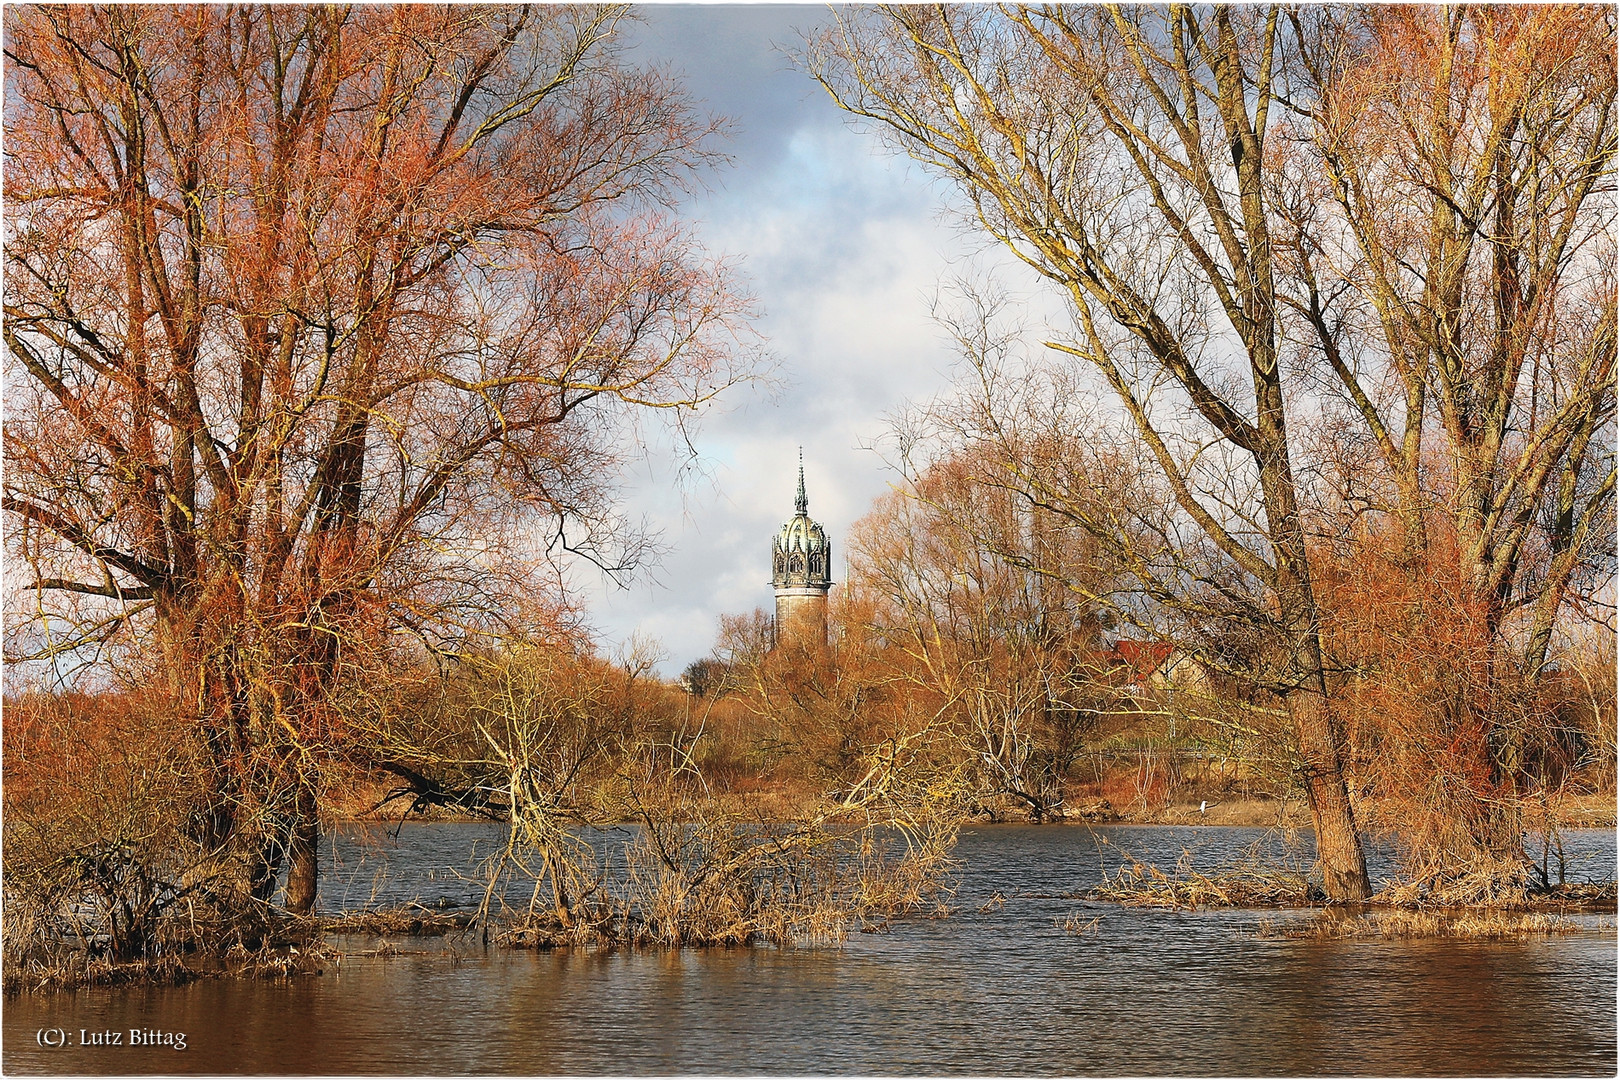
[479,727,966,949]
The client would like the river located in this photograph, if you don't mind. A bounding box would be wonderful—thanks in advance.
[6,823,1615,1075]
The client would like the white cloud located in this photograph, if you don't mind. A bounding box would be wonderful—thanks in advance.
[582,8,1066,676]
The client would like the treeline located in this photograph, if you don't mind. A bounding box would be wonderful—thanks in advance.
[680,444,1615,873]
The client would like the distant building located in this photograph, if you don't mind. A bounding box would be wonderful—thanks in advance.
[770,452,832,648]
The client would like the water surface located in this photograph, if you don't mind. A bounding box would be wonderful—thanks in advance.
[7,824,1614,1075]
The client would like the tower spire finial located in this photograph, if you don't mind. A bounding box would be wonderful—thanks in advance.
[795,448,807,515]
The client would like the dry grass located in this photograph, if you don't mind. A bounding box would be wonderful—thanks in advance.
[1530,881,1619,912]
[3,937,335,995]
[231,939,335,978]
[316,906,474,937]
[1373,877,1616,913]
[1265,908,1612,940]
[1058,911,1105,936]
[2,952,207,995]
[1087,847,1316,909]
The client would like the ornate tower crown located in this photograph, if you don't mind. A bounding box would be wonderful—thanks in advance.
[771,450,831,590]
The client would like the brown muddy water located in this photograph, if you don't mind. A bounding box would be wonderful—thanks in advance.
[6,824,1615,1075]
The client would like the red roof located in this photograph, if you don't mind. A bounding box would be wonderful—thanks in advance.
[1110,640,1176,682]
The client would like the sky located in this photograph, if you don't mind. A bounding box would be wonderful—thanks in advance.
[578,5,1054,675]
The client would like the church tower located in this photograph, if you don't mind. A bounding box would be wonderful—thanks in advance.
[771,451,832,648]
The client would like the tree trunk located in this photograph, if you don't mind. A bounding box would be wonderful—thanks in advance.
[1286,684,1371,900]
[1261,434,1372,903]
[284,782,320,916]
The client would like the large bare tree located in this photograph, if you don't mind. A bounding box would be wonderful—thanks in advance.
[811,5,1373,898]
[5,5,759,914]
[1279,6,1615,863]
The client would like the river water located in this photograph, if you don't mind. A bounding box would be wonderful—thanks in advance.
[7,823,1615,1075]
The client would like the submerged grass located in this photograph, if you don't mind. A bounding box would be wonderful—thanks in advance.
[1263,908,1614,940]
[1081,827,1618,923]
[1086,842,1318,909]
[316,906,474,937]
[3,952,206,995]
[1374,868,1618,911]
[1058,911,1105,936]
[3,937,335,995]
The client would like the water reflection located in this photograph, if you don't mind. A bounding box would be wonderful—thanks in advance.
[6,825,1615,1076]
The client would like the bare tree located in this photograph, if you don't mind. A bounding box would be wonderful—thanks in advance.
[1274,6,1616,867]
[810,5,1371,897]
[1289,8,1614,658]
[5,5,760,914]
[844,433,1119,820]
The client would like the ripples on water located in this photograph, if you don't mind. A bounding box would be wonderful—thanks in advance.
[7,824,1615,1076]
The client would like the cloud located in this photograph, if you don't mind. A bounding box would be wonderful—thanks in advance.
[625,5,841,173]
[582,7,1060,676]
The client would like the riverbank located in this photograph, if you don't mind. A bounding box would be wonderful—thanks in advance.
[322,765,1617,830]
[1094,791,1617,830]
